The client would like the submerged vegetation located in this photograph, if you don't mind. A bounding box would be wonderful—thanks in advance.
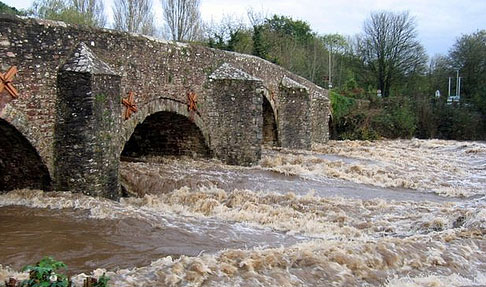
[4,257,109,287]
[21,257,70,287]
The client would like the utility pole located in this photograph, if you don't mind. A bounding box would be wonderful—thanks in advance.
[448,71,462,105]
[328,47,332,89]
[448,77,451,98]
[456,70,461,99]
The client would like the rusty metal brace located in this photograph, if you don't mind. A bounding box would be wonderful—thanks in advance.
[187,91,198,121]
[122,91,138,120]
[187,91,198,112]
[0,66,19,99]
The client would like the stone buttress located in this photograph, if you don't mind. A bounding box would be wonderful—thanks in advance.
[277,76,311,149]
[54,43,121,199]
[207,63,263,166]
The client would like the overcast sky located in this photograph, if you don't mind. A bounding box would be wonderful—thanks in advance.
[4,0,485,56]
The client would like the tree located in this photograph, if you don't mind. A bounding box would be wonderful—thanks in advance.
[112,0,156,35]
[71,0,106,27]
[252,24,269,59]
[161,0,202,41]
[205,15,252,53]
[264,15,313,44]
[0,1,26,15]
[428,55,451,93]
[356,11,427,97]
[449,30,486,113]
[321,33,349,88]
[447,30,486,137]
[30,0,106,27]
[251,15,316,76]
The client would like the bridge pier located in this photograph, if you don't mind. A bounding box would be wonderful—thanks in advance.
[54,43,122,199]
[207,63,263,166]
[311,93,331,144]
[277,77,311,149]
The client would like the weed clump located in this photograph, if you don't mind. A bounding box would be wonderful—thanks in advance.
[4,257,109,287]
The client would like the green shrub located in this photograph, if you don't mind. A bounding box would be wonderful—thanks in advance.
[94,274,110,287]
[436,105,485,140]
[330,91,355,120]
[372,98,416,138]
[335,111,380,141]
[19,257,110,287]
[21,257,70,287]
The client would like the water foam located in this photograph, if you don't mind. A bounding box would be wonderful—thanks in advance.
[258,139,486,197]
[2,139,486,286]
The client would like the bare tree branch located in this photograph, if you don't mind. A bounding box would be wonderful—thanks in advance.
[113,0,156,36]
[357,11,426,97]
[71,0,106,27]
[162,0,202,41]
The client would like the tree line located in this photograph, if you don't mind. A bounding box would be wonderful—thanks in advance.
[1,0,202,41]
[2,0,485,140]
[205,11,485,140]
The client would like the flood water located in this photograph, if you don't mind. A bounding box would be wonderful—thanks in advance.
[1,139,486,286]
[0,206,301,275]
[120,152,461,203]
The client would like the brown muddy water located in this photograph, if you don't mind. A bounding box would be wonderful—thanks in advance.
[0,205,301,275]
[1,139,486,286]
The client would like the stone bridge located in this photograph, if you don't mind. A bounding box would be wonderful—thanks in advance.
[0,14,330,199]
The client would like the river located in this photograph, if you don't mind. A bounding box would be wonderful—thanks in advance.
[1,139,485,286]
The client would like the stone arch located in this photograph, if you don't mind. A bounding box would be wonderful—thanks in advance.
[120,97,211,158]
[260,87,279,147]
[0,108,52,191]
[260,86,278,117]
[0,104,43,157]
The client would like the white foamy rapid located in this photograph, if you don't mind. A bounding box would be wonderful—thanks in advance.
[1,185,486,286]
[1,139,485,286]
[261,139,486,198]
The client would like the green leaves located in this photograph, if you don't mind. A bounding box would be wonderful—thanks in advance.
[94,274,110,287]
[21,257,70,287]
[29,0,106,28]
[18,257,110,287]
[330,91,356,120]
[37,257,66,270]
[0,1,26,15]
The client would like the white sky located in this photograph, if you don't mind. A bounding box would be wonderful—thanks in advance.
[4,0,486,56]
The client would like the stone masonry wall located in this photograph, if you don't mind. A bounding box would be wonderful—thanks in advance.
[0,15,330,182]
[311,92,331,145]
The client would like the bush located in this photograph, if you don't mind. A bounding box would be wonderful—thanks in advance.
[330,91,355,119]
[337,78,366,99]
[331,111,380,141]
[436,105,485,140]
[21,257,71,287]
[9,257,110,287]
[372,98,416,139]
